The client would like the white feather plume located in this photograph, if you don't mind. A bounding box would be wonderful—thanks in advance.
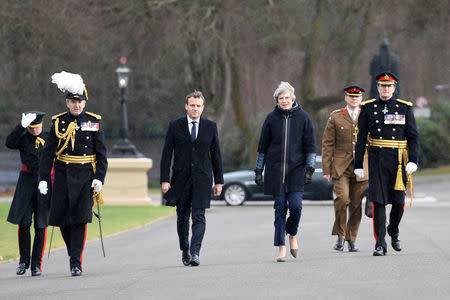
[51,71,85,95]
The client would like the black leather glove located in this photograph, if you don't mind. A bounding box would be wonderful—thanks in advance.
[304,166,315,185]
[254,168,263,186]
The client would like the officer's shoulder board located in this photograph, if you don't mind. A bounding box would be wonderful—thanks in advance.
[328,109,342,120]
[396,98,413,106]
[331,108,343,115]
[361,99,376,106]
[85,112,102,119]
[52,112,67,120]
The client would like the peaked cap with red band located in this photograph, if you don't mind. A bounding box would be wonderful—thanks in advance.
[343,85,365,96]
[376,72,398,85]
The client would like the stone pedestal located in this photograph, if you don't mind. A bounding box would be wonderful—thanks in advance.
[102,157,153,205]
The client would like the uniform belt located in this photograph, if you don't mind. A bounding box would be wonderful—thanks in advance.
[57,154,96,164]
[21,164,39,174]
[369,138,413,202]
[369,138,407,149]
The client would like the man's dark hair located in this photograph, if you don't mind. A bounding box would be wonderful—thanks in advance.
[185,90,205,104]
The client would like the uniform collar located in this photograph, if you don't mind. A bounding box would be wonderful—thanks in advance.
[377,97,394,105]
[68,110,85,121]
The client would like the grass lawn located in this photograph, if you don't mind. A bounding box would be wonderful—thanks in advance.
[0,204,175,262]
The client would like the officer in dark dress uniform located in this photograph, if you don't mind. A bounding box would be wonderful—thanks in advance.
[6,111,49,276]
[354,72,420,256]
[39,71,108,276]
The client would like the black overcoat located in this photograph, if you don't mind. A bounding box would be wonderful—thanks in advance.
[354,97,420,205]
[6,124,49,228]
[257,104,316,196]
[160,116,224,209]
[39,111,108,226]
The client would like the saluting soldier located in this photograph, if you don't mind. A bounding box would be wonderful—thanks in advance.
[322,86,369,252]
[38,71,108,276]
[6,111,49,276]
[354,72,420,256]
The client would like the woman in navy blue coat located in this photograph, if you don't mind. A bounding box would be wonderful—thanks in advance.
[255,82,316,262]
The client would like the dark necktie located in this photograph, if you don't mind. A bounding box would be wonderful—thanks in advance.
[191,121,197,142]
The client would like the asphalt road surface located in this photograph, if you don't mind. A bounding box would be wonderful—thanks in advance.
[1,175,449,299]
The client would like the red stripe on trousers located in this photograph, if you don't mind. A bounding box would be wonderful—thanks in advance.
[372,203,377,241]
[17,226,21,259]
[79,224,87,271]
[39,227,48,271]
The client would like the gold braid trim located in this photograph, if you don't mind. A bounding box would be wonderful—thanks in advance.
[35,137,45,149]
[54,118,77,156]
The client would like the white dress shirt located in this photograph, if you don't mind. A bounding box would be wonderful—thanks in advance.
[347,107,359,121]
[187,115,200,139]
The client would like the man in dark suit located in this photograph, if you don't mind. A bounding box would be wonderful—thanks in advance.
[160,90,224,267]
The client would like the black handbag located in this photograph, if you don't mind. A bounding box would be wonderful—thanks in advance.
[364,192,373,218]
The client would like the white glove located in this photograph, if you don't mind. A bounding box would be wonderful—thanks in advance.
[354,168,365,178]
[405,162,418,175]
[21,113,37,128]
[91,179,103,192]
[38,181,48,195]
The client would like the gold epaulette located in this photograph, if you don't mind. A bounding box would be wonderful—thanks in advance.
[52,112,67,120]
[396,99,413,106]
[361,99,376,106]
[85,111,102,119]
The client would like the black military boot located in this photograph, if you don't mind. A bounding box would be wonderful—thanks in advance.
[388,225,402,251]
[16,263,27,275]
[71,266,82,276]
[390,234,402,251]
[373,246,386,256]
[31,266,42,276]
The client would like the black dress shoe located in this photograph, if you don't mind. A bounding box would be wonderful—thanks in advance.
[16,263,27,275]
[31,267,42,276]
[71,267,82,276]
[182,250,191,266]
[391,235,402,252]
[190,254,200,266]
[373,246,386,256]
[333,237,344,251]
[347,241,359,252]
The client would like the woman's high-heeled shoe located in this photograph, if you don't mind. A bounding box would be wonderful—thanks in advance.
[289,235,299,258]
[276,256,287,262]
[290,248,298,258]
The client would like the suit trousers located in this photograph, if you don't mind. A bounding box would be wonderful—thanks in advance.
[332,167,368,242]
[273,186,303,246]
[60,223,87,270]
[176,179,206,256]
[18,196,47,270]
[373,200,405,250]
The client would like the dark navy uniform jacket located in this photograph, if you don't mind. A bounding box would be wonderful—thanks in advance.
[6,124,49,228]
[40,111,107,226]
[354,97,420,205]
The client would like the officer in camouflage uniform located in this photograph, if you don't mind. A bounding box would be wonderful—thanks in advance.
[6,112,49,276]
[39,72,108,276]
[354,72,419,256]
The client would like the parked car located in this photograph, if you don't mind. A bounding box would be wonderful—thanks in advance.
[214,156,334,206]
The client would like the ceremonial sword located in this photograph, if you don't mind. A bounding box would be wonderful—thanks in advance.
[93,186,106,257]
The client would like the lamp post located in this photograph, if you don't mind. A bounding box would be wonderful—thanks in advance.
[110,57,143,157]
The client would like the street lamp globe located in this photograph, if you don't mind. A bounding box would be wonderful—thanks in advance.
[115,56,130,88]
